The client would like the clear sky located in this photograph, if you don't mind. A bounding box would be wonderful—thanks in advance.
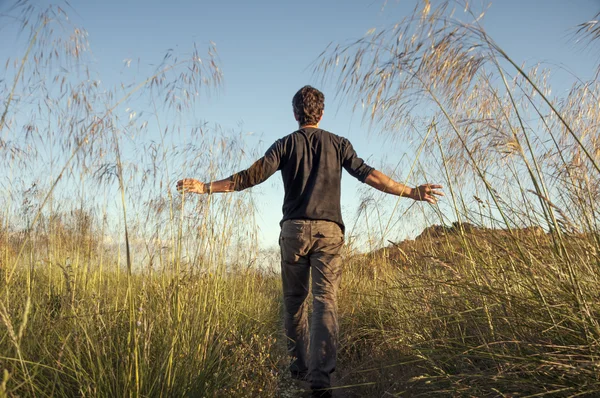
[1,0,598,249]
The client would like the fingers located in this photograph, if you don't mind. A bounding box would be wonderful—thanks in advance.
[176,179,199,194]
[424,194,437,204]
[425,184,444,195]
[417,184,445,204]
[424,185,444,195]
[176,179,187,192]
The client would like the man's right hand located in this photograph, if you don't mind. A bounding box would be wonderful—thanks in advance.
[411,184,444,204]
[176,179,206,194]
[365,170,444,204]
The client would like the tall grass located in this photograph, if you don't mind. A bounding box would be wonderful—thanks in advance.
[0,2,284,397]
[2,0,600,397]
[316,1,600,396]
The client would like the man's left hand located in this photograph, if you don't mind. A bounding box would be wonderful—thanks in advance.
[176,179,206,194]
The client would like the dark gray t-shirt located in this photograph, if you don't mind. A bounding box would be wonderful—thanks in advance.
[229,127,373,232]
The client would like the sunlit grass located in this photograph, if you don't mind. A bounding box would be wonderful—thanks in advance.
[1,0,600,397]
[316,1,600,396]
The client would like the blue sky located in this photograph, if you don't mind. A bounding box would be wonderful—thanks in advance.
[1,0,599,249]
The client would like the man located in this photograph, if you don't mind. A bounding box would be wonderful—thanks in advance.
[177,85,443,397]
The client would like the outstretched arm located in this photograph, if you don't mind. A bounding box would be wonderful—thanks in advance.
[176,177,234,194]
[176,153,280,195]
[177,138,283,195]
[364,169,444,204]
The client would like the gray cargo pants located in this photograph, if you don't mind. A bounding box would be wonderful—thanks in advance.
[279,219,344,390]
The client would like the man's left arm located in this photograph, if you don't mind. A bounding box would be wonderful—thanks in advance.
[176,176,234,195]
[177,140,283,195]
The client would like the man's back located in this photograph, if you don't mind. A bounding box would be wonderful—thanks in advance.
[269,127,373,230]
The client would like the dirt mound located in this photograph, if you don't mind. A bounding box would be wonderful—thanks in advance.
[361,223,548,267]
[413,222,545,241]
[415,222,478,240]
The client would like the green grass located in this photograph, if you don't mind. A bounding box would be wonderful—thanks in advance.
[334,229,600,396]
[2,0,600,396]
[4,226,600,397]
[1,262,283,397]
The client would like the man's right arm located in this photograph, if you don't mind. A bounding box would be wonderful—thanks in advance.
[364,169,444,204]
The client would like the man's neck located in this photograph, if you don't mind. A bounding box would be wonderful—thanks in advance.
[300,124,319,129]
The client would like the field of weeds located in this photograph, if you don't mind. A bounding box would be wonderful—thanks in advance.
[1,1,600,397]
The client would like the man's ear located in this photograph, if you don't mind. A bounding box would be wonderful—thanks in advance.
[293,112,299,122]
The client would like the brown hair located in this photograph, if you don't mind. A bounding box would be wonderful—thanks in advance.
[292,85,324,126]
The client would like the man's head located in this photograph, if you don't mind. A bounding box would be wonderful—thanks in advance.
[292,85,324,127]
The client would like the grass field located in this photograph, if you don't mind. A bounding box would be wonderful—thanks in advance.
[2,224,600,397]
[2,0,600,397]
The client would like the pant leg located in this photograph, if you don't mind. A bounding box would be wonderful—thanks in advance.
[280,220,311,376]
[308,221,344,390]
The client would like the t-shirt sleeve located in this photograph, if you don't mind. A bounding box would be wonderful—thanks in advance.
[342,139,374,182]
[229,139,284,191]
